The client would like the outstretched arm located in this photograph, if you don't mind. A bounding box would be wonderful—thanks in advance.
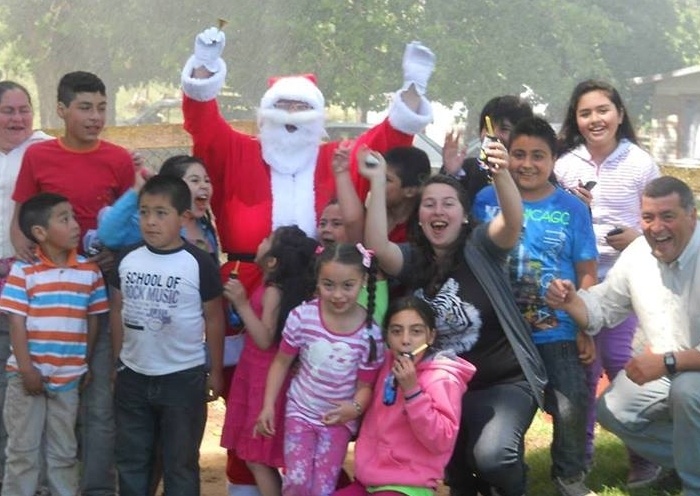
[485,141,522,250]
[545,279,590,329]
[181,27,227,101]
[359,147,405,276]
[333,141,365,243]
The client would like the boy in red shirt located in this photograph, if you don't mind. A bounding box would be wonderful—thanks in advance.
[10,71,134,495]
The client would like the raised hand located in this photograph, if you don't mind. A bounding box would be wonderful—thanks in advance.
[193,26,226,72]
[402,41,435,95]
[443,129,466,176]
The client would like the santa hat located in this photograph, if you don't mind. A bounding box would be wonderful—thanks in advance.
[259,74,325,111]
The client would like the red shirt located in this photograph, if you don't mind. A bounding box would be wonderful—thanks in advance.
[13,139,134,239]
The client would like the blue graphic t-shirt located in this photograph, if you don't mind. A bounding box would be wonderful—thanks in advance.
[472,186,597,343]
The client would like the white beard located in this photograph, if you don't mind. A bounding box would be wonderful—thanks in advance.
[258,110,326,237]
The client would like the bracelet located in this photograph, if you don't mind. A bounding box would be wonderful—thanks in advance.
[352,400,363,415]
[404,389,423,402]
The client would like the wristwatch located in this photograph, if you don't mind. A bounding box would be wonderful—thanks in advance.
[663,352,677,375]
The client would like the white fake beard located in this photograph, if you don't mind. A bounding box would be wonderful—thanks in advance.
[258,108,326,174]
[258,110,326,236]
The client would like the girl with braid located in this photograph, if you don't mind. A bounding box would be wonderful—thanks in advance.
[256,243,384,496]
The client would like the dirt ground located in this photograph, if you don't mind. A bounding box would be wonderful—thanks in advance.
[198,400,451,495]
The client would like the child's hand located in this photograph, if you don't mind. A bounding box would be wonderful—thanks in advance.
[443,129,466,176]
[133,164,154,193]
[206,370,224,401]
[576,331,596,365]
[321,401,359,425]
[332,140,353,176]
[393,354,418,393]
[569,181,593,206]
[223,278,247,308]
[482,140,510,177]
[87,248,115,274]
[80,369,93,391]
[255,407,276,437]
[357,145,386,181]
[20,366,45,395]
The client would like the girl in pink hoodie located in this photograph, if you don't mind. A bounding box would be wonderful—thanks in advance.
[334,296,476,496]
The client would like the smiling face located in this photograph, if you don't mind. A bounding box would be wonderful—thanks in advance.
[575,90,623,154]
[386,308,435,360]
[139,192,185,251]
[0,88,33,153]
[316,260,364,317]
[181,162,212,218]
[508,134,555,201]
[57,91,107,149]
[418,182,466,255]
[641,192,697,264]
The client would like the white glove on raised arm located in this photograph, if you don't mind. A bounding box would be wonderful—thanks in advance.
[193,27,226,72]
[402,41,435,96]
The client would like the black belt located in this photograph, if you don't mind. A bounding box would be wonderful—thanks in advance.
[227,253,256,263]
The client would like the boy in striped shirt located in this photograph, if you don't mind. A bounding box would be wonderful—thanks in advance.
[0,192,108,496]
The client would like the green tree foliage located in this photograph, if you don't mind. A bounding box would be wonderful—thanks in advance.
[0,0,222,126]
[0,0,699,128]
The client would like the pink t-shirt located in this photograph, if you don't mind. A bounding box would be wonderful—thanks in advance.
[279,298,383,433]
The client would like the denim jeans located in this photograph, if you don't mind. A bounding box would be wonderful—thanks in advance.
[445,380,537,496]
[77,313,116,495]
[538,340,590,480]
[114,363,207,496]
[597,370,700,495]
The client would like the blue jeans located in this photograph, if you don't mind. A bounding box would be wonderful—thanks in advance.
[538,340,590,480]
[597,370,700,495]
[78,313,116,495]
[114,363,207,496]
[445,380,537,496]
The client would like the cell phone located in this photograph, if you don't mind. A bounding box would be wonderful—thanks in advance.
[583,181,597,191]
[607,227,624,236]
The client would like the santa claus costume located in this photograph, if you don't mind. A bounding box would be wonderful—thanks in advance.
[181,27,435,496]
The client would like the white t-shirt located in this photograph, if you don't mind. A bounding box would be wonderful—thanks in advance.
[112,242,222,375]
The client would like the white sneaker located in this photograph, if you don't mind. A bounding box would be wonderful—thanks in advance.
[554,475,597,496]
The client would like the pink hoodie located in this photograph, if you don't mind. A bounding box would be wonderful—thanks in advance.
[353,350,476,489]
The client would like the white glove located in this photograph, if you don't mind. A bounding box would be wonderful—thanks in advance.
[402,41,435,96]
[193,27,226,72]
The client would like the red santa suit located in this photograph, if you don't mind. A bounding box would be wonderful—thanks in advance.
[181,36,433,495]
[182,63,433,293]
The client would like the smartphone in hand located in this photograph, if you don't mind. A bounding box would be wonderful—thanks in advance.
[583,180,597,191]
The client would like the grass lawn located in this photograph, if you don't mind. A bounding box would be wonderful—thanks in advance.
[524,412,681,496]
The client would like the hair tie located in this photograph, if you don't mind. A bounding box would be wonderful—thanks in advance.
[315,245,325,255]
[355,243,374,269]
